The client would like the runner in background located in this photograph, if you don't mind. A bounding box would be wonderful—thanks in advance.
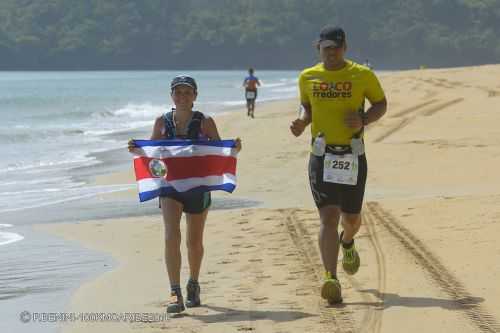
[243,68,261,118]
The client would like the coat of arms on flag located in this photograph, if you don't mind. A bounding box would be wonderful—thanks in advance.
[131,139,238,202]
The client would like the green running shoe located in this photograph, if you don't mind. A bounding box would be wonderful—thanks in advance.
[340,231,360,275]
[321,271,342,304]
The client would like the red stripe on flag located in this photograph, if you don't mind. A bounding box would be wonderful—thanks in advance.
[134,156,236,181]
[134,157,153,180]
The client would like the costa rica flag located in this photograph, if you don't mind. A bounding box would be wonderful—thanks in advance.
[131,139,238,202]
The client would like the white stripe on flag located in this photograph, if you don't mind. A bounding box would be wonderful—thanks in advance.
[137,177,169,194]
[133,145,236,159]
[137,174,237,193]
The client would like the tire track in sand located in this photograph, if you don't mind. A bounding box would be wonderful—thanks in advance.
[282,209,387,333]
[373,118,412,143]
[282,209,356,332]
[366,202,500,333]
[390,99,439,118]
[422,98,464,116]
[373,98,464,143]
[354,207,387,333]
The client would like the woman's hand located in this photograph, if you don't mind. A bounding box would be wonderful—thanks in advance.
[234,137,242,152]
[128,139,136,152]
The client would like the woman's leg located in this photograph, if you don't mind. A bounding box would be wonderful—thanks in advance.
[160,197,183,288]
[186,209,208,281]
[184,209,208,307]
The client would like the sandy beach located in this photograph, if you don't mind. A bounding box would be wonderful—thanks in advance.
[39,65,500,333]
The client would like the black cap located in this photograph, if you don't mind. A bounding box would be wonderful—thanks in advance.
[318,26,346,48]
[171,75,197,92]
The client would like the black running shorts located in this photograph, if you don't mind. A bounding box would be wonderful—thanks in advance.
[308,152,367,214]
[161,191,211,214]
[245,89,257,102]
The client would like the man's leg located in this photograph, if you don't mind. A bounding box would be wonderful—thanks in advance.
[160,197,184,313]
[318,205,341,276]
[318,205,343,304]
[341,212,361,243]
[246,100,251,116]
[340,212,362,275]
[185,209,208,307]
[308,154,343,303]
[338,154,367,275]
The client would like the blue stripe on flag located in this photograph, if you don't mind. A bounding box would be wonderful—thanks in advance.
[184,183,236,194]
[139,183,236,202]
[134,139,235,148]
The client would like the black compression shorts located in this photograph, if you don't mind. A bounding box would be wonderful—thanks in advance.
[308,151,367,214]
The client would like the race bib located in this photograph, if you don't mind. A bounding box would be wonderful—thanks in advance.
[245,91,256,99]
[323,153,358,185]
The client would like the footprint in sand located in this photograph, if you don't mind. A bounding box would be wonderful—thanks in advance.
[248,258,263,263]
[290,270,307,274]
[256,275,272,280]
[217,260,233,265]
[202,280,215,285]
[296,289,312,296]
[251,296,269,303]
[231,299,244,303]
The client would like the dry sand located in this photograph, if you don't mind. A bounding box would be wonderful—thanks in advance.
[39,65,500,332]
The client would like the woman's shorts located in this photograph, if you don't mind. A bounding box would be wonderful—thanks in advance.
[160,191,211,214]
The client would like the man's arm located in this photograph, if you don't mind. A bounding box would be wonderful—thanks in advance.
[364,97,387,125]
[345,98,387,130]
[299,103,312,125]
[290,103,312,137]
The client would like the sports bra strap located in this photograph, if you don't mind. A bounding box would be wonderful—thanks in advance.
[163,109,205,139]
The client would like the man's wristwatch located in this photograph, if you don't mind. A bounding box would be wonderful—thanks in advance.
[361,113,369,126]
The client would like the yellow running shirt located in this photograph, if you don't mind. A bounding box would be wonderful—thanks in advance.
[299,60,385,145]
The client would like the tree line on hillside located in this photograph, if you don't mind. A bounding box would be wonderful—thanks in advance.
[1,0,499,70]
